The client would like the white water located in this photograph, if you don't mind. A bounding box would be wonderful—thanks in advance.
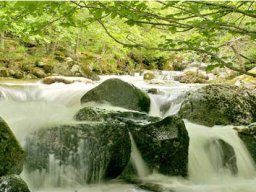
[129,132,150,178]
[0,75,255,192]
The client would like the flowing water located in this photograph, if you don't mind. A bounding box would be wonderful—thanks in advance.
[0,74,255,192]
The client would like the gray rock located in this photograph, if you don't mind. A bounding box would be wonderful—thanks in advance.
[179,84,256,126]
[0,117,25,177]
[236,123,256,164]
[24,121,130,185]
[0,175,30,192]
[129,116,189,177]
[75,107,160,124]
[76,107,189,177]
[81,78,150,113]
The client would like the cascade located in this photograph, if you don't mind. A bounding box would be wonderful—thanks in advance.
[0,75,255,192]
[129,132,149,178]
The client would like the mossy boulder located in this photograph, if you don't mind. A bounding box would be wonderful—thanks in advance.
[143,71,155,81]
[177,70,209,84]
[0,175,30,192]
[129,116,189,177]
[24,121,130,185]
[75,107,189,177]
[179,84,256,126]
[81,78,150,113]
[236,123,256,163]
[0,117,25,177]
[75,107,160,124]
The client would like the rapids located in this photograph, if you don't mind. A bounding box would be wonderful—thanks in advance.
[0,74,255,192]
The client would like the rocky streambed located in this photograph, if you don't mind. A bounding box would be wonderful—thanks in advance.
[0,76,255,192]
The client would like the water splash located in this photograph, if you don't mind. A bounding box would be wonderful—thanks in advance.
[129,132,149,178]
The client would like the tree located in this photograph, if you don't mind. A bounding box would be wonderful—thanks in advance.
[71,1,256,76]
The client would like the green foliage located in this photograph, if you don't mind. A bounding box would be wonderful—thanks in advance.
[0,1,255,77]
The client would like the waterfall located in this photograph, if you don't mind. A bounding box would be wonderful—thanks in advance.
[129,132,149,178]
[0,75,255,192]
[186,120,256,183]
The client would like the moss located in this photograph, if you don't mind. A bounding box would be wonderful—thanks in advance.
[0,117,25,176]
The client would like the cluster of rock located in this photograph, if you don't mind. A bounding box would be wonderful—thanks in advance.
[0,117,30,192]
[1,78,256,191]
[179,83,256,166]
[0,57,100,81]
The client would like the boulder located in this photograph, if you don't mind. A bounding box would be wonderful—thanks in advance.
[75,107,160,124]
[179,84,256,126]
[81,78,150,113]
[76,107,189,177]
[0,175,30,192]
[0,117,25,176]
[24,121,130,185]
[129,116,189,177]
[31,67,46,78]
[176,70,209,84]
[143,71,155,81]
[236,123,256,163]
[41,76,92,84]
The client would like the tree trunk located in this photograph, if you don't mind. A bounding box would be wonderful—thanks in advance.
[0,32,5,50]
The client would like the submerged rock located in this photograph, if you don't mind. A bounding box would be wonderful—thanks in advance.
[206,138,237,175]
[129,116,189,177]
[0,117,25,177]
[24,121,130,185]
[81,78,150,113]
[236,123,256,163]
[0,175,30,192]
[179,84,256,126]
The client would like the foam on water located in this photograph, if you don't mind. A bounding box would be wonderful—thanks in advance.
[0,75,255,192]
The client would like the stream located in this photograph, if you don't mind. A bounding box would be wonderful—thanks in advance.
[0,74,255,192]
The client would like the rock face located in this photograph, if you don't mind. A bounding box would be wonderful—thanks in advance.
[24,121,130,184]
[76,107,189,177]
[81,78,150,113]
[0,175,30,192]
[236,123,256,163]
[0,117,25,177]
[129,116,189,177]
[179,84,256,126]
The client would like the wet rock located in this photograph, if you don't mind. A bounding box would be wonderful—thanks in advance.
[147,88,159,94]
[179,84,256,126]
[0,175,30,192]
[76,107,188,177]
[81,78,150,113]
[206,138,237,175]
[0,117,25,176]
[236,123,256,163]
[24,121,130,184]
[129,116,189,177]
[143,71,155,80]
[177,70,209,84]
[75,107,160,125]
[41,76,92,84]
